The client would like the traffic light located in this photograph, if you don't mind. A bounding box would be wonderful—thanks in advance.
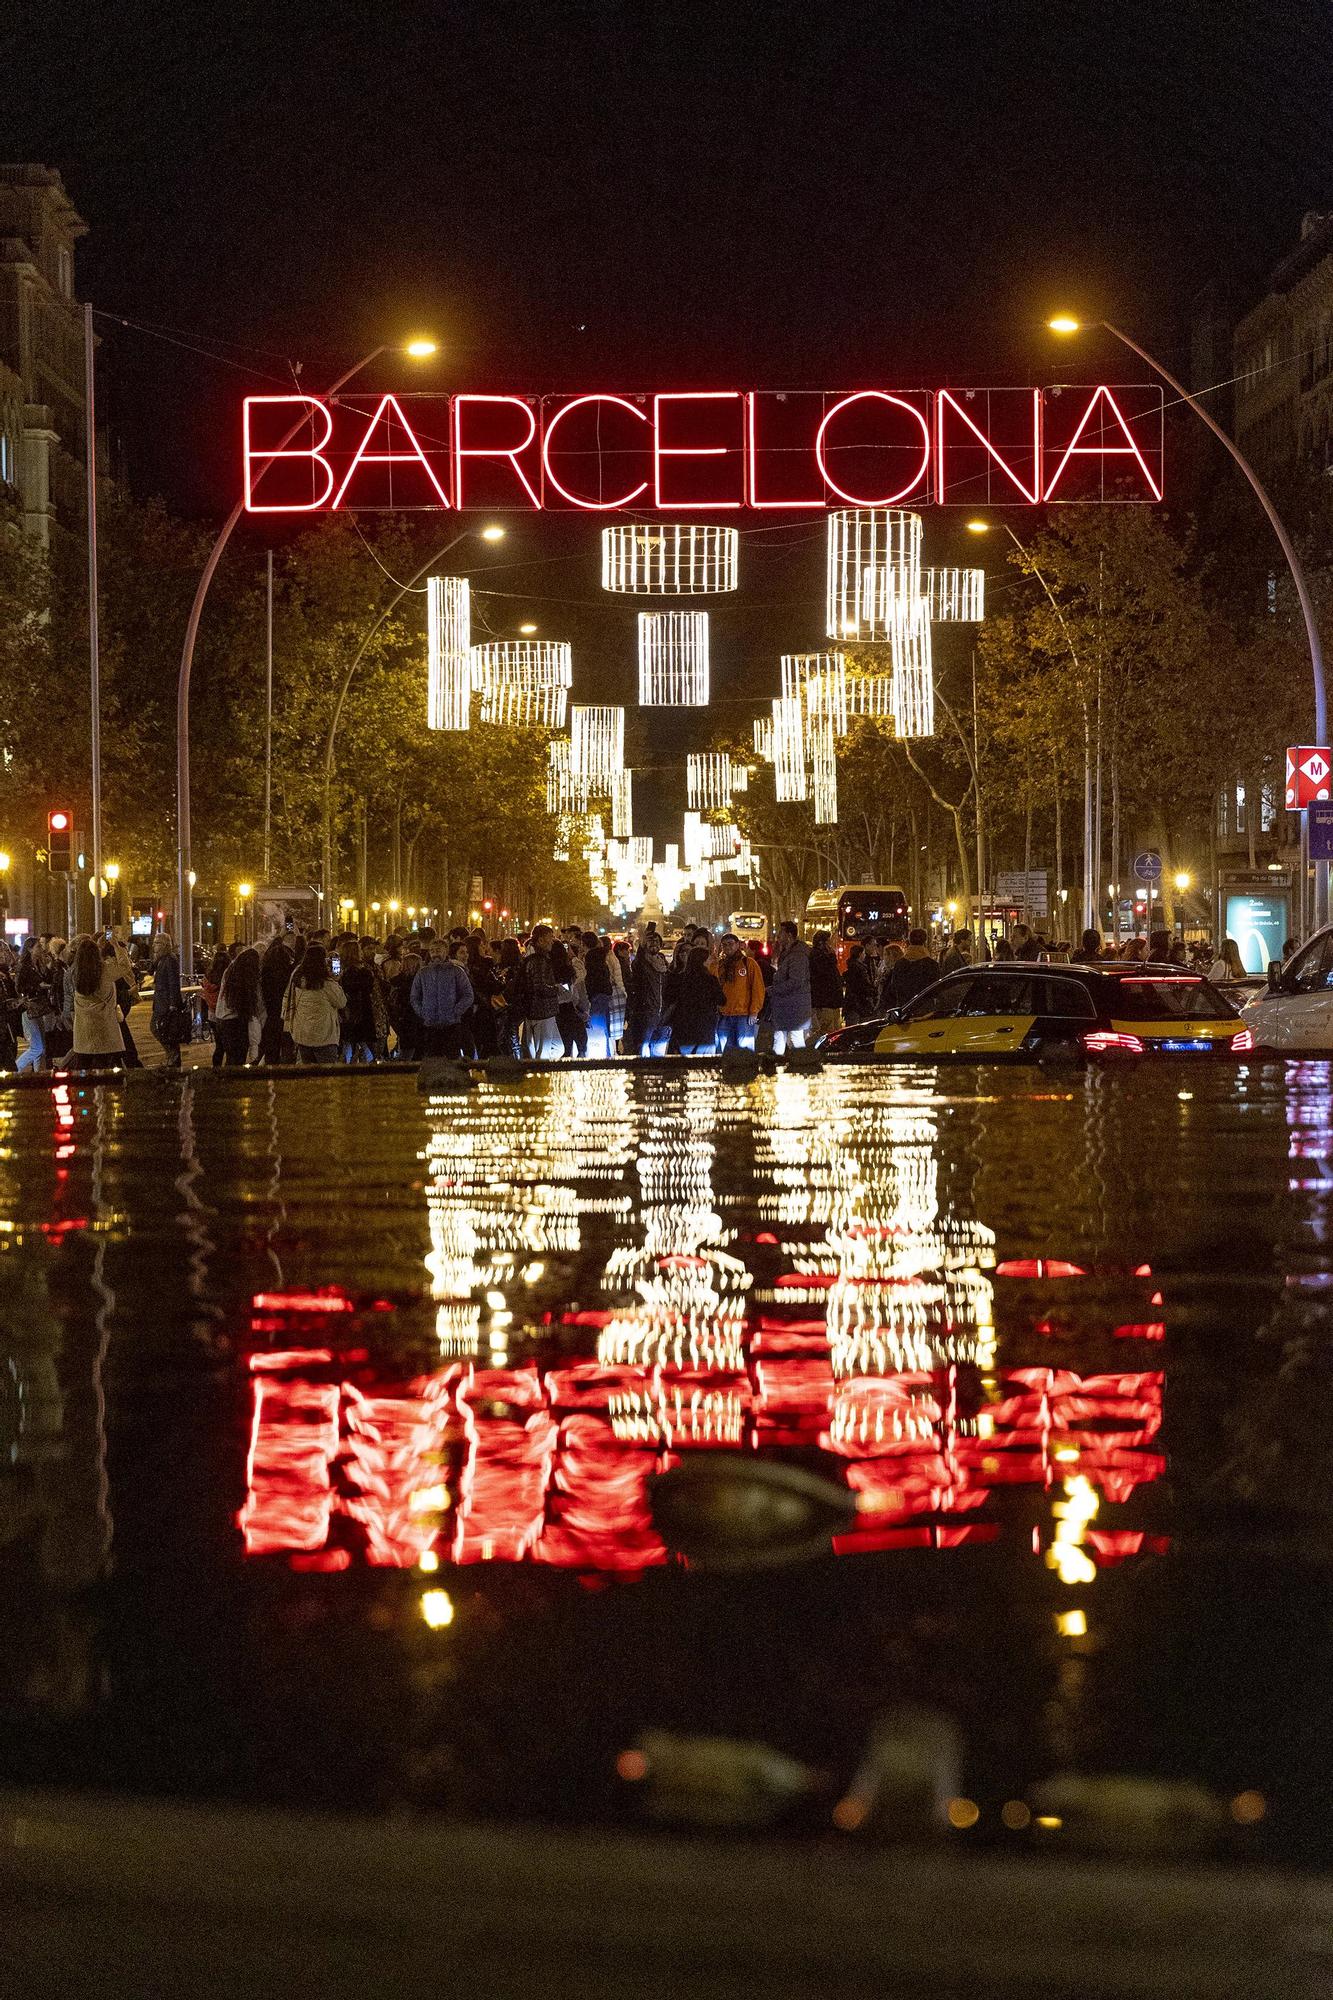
[47,809,72,872]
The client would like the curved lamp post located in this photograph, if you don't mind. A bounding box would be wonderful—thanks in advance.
[319,523,505,905]
[1049,315,1328,931]
[174,337,438,976]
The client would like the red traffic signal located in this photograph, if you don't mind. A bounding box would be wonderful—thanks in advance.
[47,808,72,871]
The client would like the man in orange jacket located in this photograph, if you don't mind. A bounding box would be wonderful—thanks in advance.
[717,933,765,1050]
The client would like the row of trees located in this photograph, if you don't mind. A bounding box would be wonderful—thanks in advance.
[716,502,1321,935]
[0,498,590,926]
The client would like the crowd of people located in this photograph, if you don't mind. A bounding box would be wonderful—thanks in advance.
[0,914,1263,1073]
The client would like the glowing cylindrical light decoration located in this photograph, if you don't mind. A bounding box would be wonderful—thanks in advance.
[772,694,807,802]
[809,708,839,826]
[471,639,573,689]
[611,768,634,838]
[638,611,709,706]
[547,737,589,814]
[826,510,922,641]
[753,716,774,762]
[922,567,985,623]
[687,752,735,811]
[480,682,568,727]
[570,704,625,785]
[603,524,739,595]
[843,669,896,719]
[427,575,471,731]
[891,598,935,740]
[786,651,849,737]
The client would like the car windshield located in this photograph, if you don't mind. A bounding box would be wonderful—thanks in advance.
[1110,978,1236,1020]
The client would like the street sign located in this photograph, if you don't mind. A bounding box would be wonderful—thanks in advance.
[994,869,1048,916]
[1133,850,1162,882]
[1310,801,1333,862]
[1285,746,1332,808]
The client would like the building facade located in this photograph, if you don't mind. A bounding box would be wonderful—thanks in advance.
[1233,210,1333,489]
[0,163,88,546]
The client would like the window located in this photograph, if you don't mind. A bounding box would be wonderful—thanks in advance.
[1235,782,1247,834]
[0,434,9,485]
[1036,978,1098,1020]
[1217,788,1229,838]
[1260,782,1277,833]
[905,978,973,1022]
[1286,935,1333,994]
[958,974,1038,1016]
[1112,979,1235,1020]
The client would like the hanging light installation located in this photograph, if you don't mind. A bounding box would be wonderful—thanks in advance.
[570,704,625,786]
[638,611,710,706]
[753,715,774,762]
[842,670,896,719]
[859,562,987,637]
[426,575,471,731]
[472,639,571,728]
[546,737,589,815]
[923,567,986,623]
[611,768,634,838]
[790,651,849,738]
[808,703,839,827]
[890,594,935,739]
[825,510,921,641]
[771,694,807,802]
[688,752,746,810]
[603,523,739,595]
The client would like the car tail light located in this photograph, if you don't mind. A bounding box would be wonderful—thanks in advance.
[1230,1026,1254,1053]
[1081,1029,1144,1056]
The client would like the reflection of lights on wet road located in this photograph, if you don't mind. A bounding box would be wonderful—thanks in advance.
[228,1068,1169,1580]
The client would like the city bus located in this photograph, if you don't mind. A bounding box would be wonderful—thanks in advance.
[802,890,838,942]
[728,909,770,949]
[833,883,909,965]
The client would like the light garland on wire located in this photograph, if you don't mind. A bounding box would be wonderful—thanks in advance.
[426,576,471,731]
[638,610,710,706]
[570,704,625,786]
[602,523,739,595]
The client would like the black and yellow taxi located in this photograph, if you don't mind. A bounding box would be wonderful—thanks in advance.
[818,963,1253,1061]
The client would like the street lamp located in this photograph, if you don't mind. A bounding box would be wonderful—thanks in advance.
[1173,870,1191,893]
[1048,312,1328,930]
[320,521,507,902]
[519,621,538,634]
[176,336,441,978]
[967,516,1096,930]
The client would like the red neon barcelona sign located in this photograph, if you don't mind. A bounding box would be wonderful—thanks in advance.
[241,384,1164,513]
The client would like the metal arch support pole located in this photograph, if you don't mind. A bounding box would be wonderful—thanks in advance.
[1103,320,1329,931]
[174,347,384,979]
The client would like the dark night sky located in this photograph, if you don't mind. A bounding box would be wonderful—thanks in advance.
[11,0,1333,506]
[8,0,1333,833]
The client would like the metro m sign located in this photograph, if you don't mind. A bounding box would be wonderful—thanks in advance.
[242,384,1164,513]
[1286,746,1332,809]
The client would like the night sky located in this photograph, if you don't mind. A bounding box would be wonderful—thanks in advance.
[9,0,1333,826]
